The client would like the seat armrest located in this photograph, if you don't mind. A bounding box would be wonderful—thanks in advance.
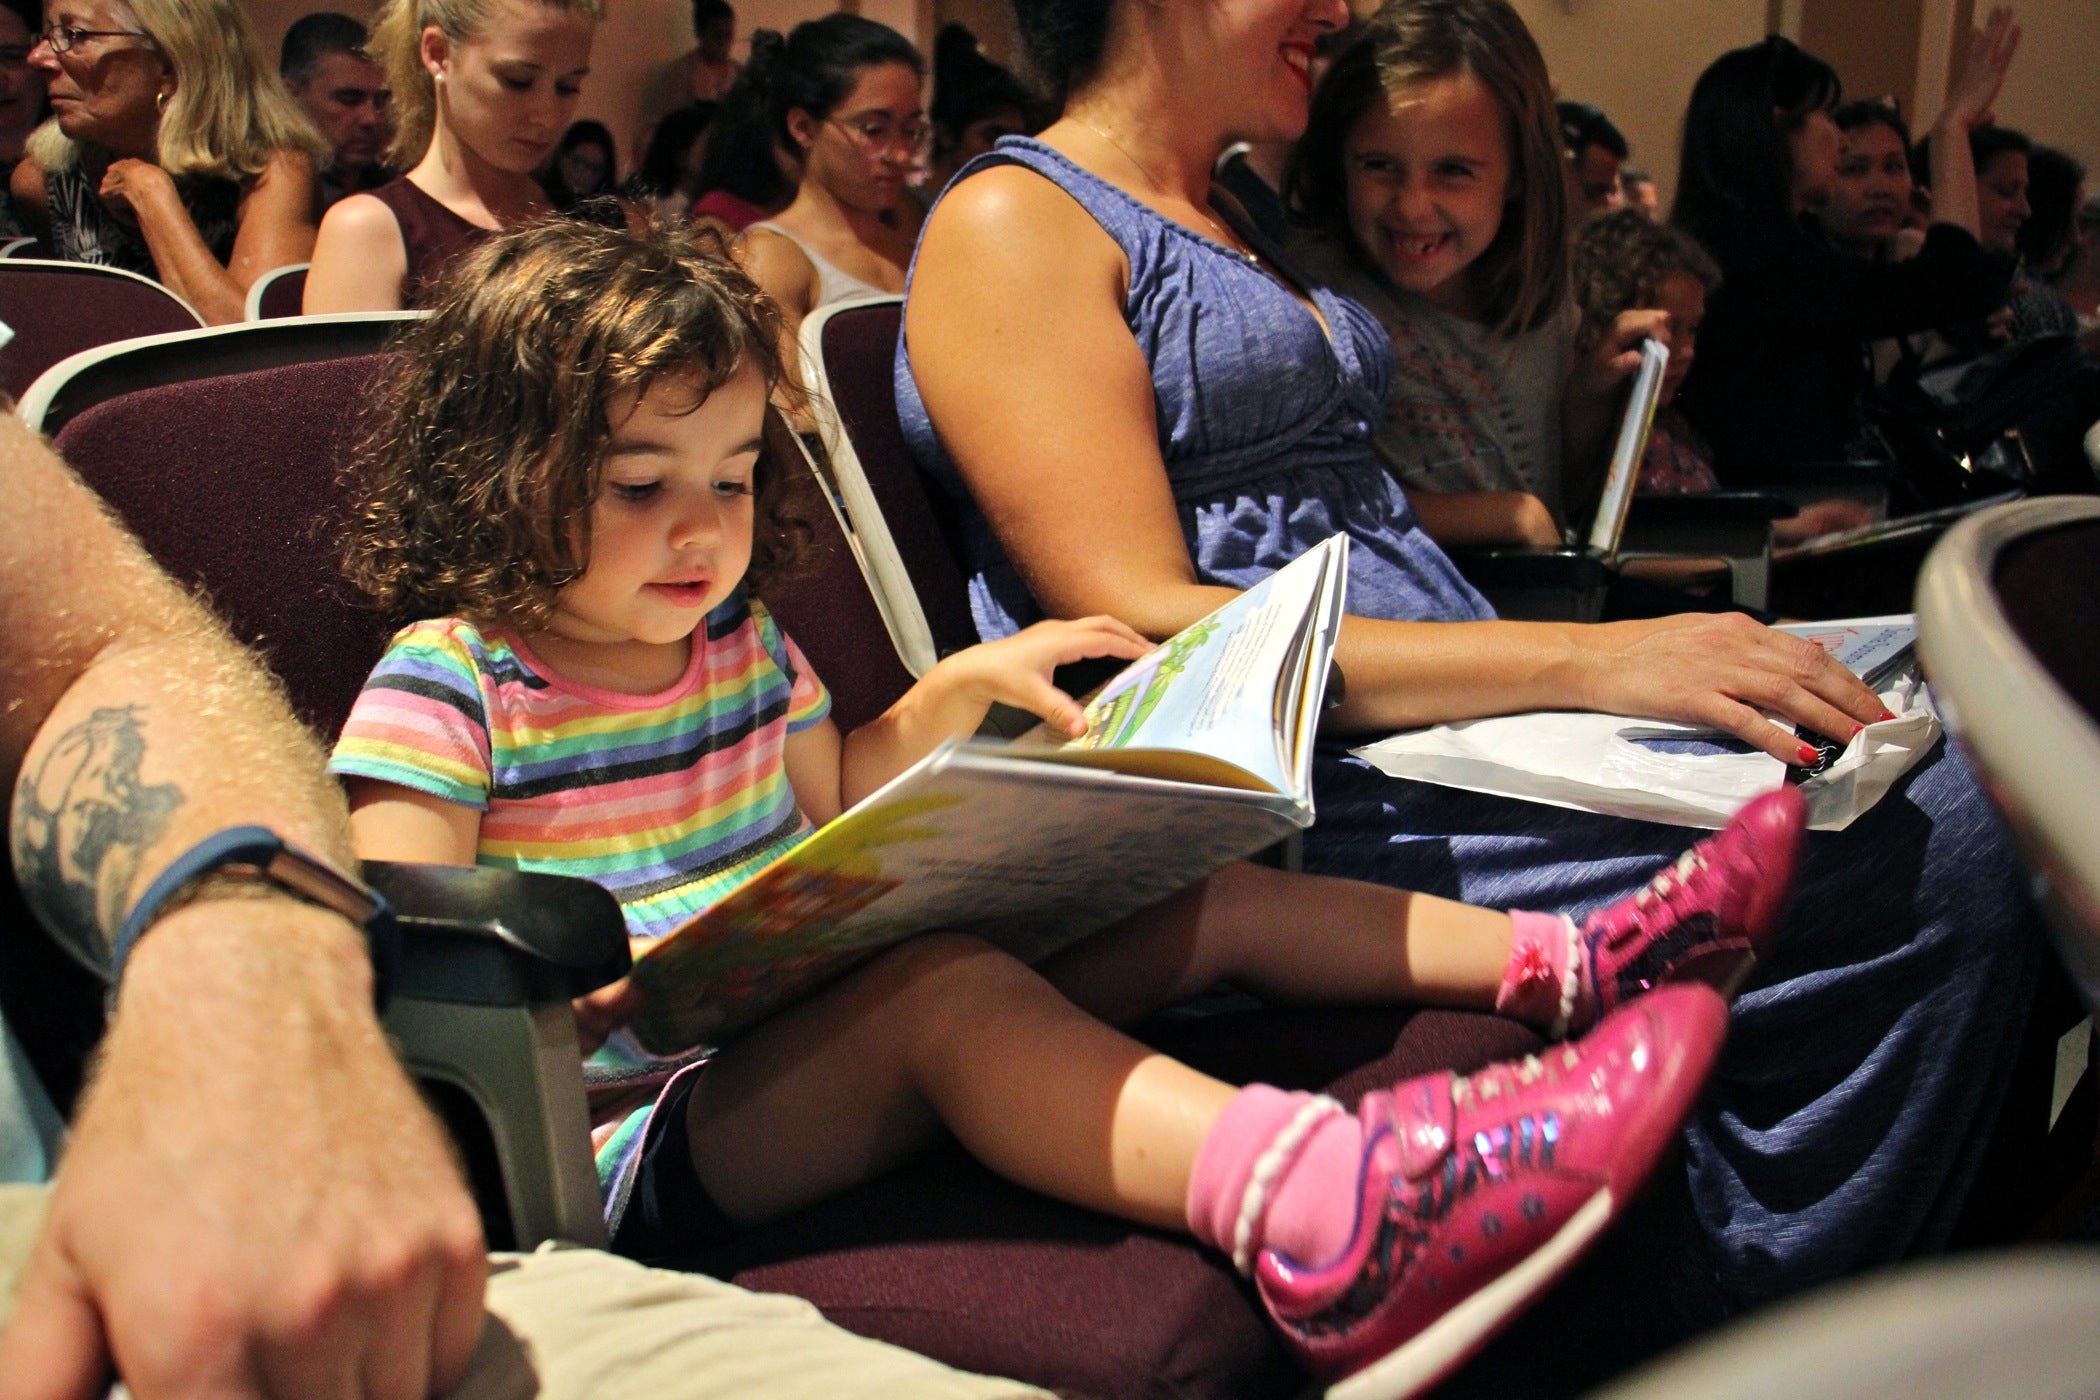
[1628,492,1797,528]
[365,862,631,1006]
[1448,547,1615,591]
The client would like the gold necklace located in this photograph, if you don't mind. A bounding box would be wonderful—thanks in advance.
[1072,117,1260,265]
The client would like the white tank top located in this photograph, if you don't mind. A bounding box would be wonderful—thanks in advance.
[748,221,894,310]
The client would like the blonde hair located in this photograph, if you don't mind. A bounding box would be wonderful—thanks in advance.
[28,0,328,179]
[371,0,604,169]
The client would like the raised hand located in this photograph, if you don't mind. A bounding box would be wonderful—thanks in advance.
[1941,6,2021,132]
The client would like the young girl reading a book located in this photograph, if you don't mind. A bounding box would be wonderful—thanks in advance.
[1281,0,1667,549]
[329,219,1803,1394]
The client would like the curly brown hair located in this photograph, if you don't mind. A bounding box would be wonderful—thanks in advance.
[343,218,808,629]
[1570,208,1721,357]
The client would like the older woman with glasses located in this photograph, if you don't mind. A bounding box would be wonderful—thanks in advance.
[737,13,922,341]
[11,0,325,323]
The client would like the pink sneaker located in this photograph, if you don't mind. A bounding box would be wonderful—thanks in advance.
[1579,786,1807,1024]
[1250,984,1728,1399]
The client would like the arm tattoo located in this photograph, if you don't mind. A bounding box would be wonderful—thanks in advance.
[11,705,185,976]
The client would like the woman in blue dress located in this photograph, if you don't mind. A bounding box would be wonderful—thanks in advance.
[896,0,2041,1337]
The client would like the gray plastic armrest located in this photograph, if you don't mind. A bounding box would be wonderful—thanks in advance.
[367,862,632,1251]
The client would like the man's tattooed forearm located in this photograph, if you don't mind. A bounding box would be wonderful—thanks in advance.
[11,705,184,974]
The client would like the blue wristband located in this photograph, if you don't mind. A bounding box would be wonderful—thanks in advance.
[113,825,399,1011]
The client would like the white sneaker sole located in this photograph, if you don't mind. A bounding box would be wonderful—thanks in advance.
[1324,1187,1615,1400]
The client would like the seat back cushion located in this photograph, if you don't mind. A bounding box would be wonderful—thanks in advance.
[818,303,981,660]
[50,354,397,736]
[0,264,200,401]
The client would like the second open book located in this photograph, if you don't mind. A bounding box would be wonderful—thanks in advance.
[627,535,1351,1053]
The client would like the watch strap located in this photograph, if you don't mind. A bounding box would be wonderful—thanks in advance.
[113,825,399,1010]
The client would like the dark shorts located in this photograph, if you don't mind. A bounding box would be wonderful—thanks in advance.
[607,1071,744,1263]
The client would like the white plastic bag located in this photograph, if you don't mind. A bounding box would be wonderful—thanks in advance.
[1348,672,1939,831]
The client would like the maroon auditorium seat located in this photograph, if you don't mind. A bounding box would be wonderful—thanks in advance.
[0,260,204,403]
[50,354,395,736]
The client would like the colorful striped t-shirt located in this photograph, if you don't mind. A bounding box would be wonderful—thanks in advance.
[329,594,833,940]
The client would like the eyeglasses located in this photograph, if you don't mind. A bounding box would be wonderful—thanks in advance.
[828,113,930,155]
[37,22,156,54]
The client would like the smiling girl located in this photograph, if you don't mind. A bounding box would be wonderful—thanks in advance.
[1282,1,1664,548]
[302,0,602,311]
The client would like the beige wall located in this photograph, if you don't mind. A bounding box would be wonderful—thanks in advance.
[1973,0,2100,177]
[1508,0,1772,210]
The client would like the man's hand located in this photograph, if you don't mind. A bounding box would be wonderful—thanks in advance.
[0,903,488,1400]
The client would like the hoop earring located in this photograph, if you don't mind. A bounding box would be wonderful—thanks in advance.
[154,89,166,112]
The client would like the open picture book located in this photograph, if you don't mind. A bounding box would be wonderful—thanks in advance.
[626,535,1352,1052]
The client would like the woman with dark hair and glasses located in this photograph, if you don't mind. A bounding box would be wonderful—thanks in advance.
[738,12,922,340]
[1671,15,2019,482]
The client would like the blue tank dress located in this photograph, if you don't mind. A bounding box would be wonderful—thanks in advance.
[895,138,2041,1323]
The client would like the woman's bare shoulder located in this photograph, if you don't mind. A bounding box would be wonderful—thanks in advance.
[317,190,402,242]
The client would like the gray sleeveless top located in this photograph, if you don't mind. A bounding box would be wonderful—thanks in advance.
[893,137,1492,637]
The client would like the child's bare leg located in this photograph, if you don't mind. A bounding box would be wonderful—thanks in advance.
[1038,862,1512,1028]
[685,932,1234,1230]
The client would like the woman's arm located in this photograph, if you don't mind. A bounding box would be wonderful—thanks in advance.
[907,167,1884,761]
[303,191,410,313]
[9,156,49,242]
[1921,7,2021,241]
[109,148,318,325]
[738,226,818,344]
[1404,489,1563,549]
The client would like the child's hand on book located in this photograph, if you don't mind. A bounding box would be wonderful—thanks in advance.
[572,966,645,1055]
[938,616,1153,737]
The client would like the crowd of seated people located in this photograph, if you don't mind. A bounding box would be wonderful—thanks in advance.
[3,0,2099,1396]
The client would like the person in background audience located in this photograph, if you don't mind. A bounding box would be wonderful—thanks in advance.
[686,30,796,230]
[2056,191,2100,340]
[280,11,393,211]
[2012,144,2086,344]
[303,0,602,312]
[1672,19,2017,480]
[1572,208,1875,543]
[635,0,735,165]
[635,99,714,220]
[12,0,326,324]
[923,23,1038,197]
[0,0,47,238]
[900,0,2043,1349]
[1913,122,2078,344]
[1557,98,1626,220]
[1821,99,1917,260]
[1285,12,1666,548]
[739,14,922,342]
[539,115,614,210]
[1619,165,1657,219]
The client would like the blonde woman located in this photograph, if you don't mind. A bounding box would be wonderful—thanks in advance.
[12,0,326,324]
[303,0,601,312]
